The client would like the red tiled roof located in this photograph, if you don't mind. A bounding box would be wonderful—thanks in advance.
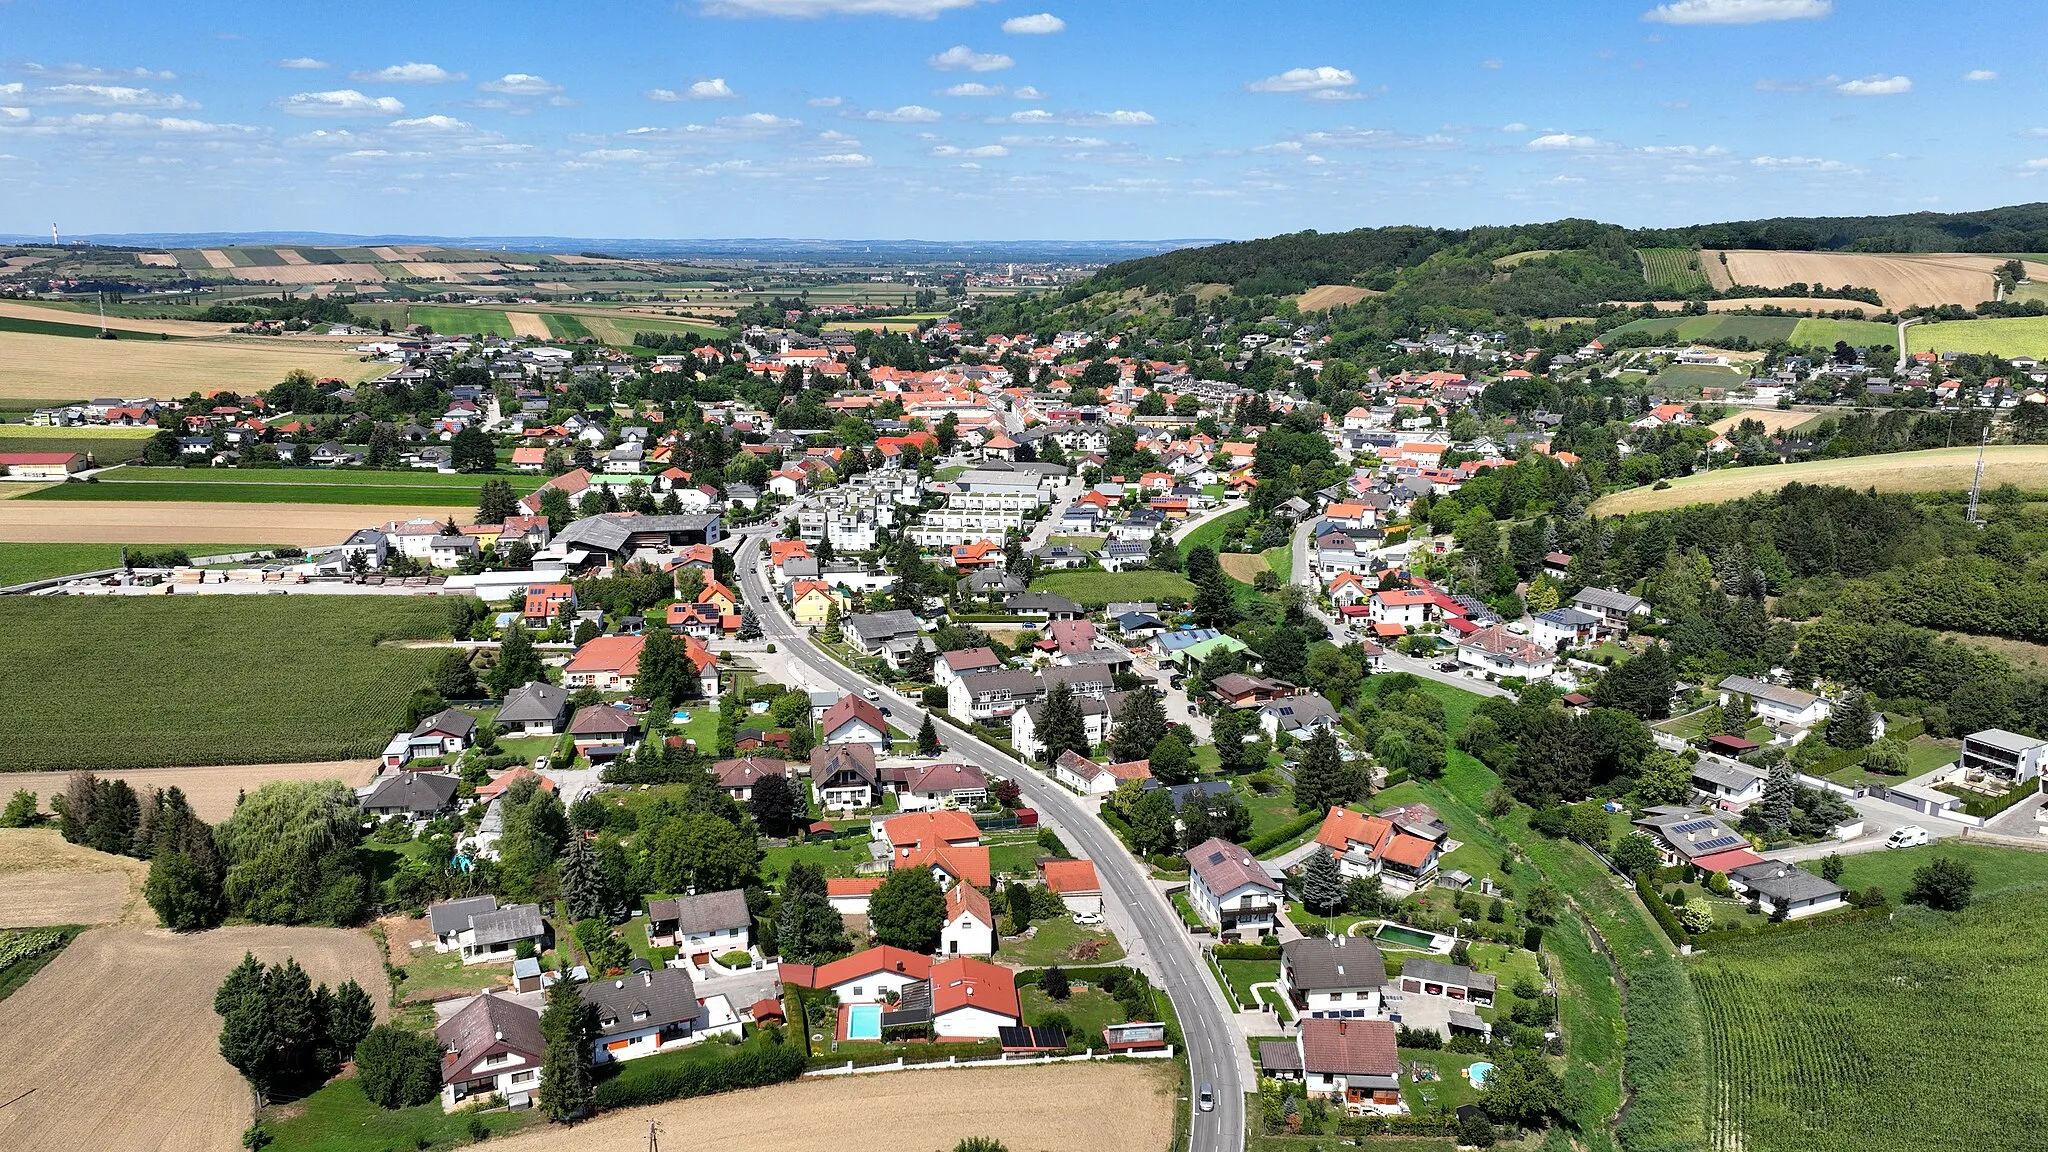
[1039,859,1100,895]
[928,956,1019,1021]
[810,946,932,990]
[1297,1017,1399,1077]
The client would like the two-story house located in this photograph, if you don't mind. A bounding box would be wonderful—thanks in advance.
[1279,935,1388,1020]
[1184,837,1282,937]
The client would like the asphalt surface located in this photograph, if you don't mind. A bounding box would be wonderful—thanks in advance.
[730,527,1247,1152]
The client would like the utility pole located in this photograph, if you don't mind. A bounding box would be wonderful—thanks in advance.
[647,1120,661,1152]
[1966,426,1989,526]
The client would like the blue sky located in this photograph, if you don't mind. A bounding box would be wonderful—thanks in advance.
[2,0,2045,240]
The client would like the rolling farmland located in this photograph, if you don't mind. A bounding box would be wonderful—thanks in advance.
[1601,313,1802,346]
[1711,250,2048,310]
[1689,890,2048,1152]
[0,542,273,585]
[1789,317,1898,351]
[0,596,449,771]
[0,500,455,545]
[1638,247,1711,293]
[1907,315,2048,359]
[17,466,539,507]
[0,330,386,404]
[1589,445,2048,514]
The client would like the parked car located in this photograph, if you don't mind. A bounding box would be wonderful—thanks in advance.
[1886,825,1930,849]
[1435,660,1459,672]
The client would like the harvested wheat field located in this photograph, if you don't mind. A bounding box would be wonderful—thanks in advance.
[1712,251,2048,311]
[273,248,310,266]
[230,263,387,285]
[1591,445,2048,515]
[0,500,451,545]
[0,330,385,402]
[2,761,374,824]
[0,924,384,1152]
[1294,284,1380,312]
[0,298,239,337]
[197,249,235,270]
[0,828,150,928]
[1609,296,1876,315]
[487,1063,1174,1152]
[1708,408,1820,435]
[1220,552,1272,582]
[505,310,553,339]
[136,252,179,268]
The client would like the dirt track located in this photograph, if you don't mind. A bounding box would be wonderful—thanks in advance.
[0,924,385,1152]
[0,829,151,928]
[483,1063,1174,1152]
[0,500,452,545]
[2,761,374,823]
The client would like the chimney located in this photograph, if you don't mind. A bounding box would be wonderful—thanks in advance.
[494,1028,503,1041]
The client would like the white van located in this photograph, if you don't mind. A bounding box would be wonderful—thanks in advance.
[1885,825,1930,849]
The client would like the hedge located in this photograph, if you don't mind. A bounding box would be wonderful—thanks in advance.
[1014,964,1138,989]
[1242,809,1325,856]
[1634,870,1692,947]
[1336,1113,1463,1139]
[1957,779,2040,820]
[1212,943,1283,960]
[592,1036,806,1110]
[810,1039,1004,1069]
[1689,905,1889,947]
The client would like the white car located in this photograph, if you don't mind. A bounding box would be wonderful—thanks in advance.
[862,687,881,701]
[1886,825,1930,849]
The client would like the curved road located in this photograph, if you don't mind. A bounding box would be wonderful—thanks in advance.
[730,528,1247,1152]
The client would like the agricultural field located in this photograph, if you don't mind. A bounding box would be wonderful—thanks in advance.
[1652,363,1748,395]
[18,466,539,508]
[1610,296,1876,315]
[1689,889,2048,1152]
[1589,445,2048,515]
[478,1063,1173,1152]
[1638,247,1711,293]
[1907,315,2048,359]
[1711,250,2047,310]
[1601,313,1802,347]
[0,761,374,824]
[1708,409,1819,435]
[0,828,151,928]
[350,301,730,345]
[0,329,387,405]
[0,596,448,771]
[1292,284,1380,311]
[0,924,385,1152]
[1788,317,1898,352]
[1218,552,1272,583]
[0,427,153,464]
[0,298,241,337]
[1029,569,1195,608]
[0,926,83,1003]
[0,499,453,545]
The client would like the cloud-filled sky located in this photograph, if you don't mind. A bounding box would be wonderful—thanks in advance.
[0,0,2041,239]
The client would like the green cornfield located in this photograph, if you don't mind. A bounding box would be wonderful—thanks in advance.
[1639,248,1711,294]
[1689,890,2048,1152]
[0,596,450,771]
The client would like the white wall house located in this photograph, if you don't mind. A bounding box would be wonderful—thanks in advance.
[1183,837,1282,936]
[1278,936,1387,1020]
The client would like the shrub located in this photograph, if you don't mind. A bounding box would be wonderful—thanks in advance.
[353,1024,442,1109]
[593,1036,806,1109]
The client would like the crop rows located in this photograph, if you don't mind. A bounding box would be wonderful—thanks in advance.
[1639,248,1711,293]
[0,596,447,772]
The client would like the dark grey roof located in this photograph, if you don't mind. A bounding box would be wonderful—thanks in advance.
[1400,958,1496,992]
[1730,861,1845,904]
[1691,753,1767,791]
[1574,586,1649,614]
[428,895,499,936]
[844,610,922,645]
[468,903,547,947]
[360,771,459,814]
[646,888,749,935]
[1005,592,1083,616]
[413,708,476,739]
[1281,935,1388,989]
[495,681,570,724]
[1258,1039,1303,1072]
[582,969,704,1037]
[1718,675,1819,711]
[555,513,721,554]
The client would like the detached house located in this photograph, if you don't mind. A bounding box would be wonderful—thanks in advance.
[818,695,890,750]
[584,968,741,1064]
[1279,935,1387,1020]
[563,635,644,691]
[495,681,570,736]
[811,743,880,810]
[644,889,751,957]
[941,883,997,956]
[1311,808,1442,895]
[428,896,550,965]
[1717,675,1831,731]
[1184,836,1281,937]
[1273,1018,1406,1115]
[437,992,545,1111]
[1456,625,1557,683]
[1571,587,1651,636]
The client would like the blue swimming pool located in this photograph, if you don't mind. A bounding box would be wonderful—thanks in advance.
[1467,1061,1495,1090]
[845,1003,883,1041]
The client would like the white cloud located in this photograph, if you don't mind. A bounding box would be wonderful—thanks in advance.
[999,133,1107,149]
[33,84,195,110]
[1529,132,1600,149]
[1013,85,1045,99]
[944,82,1006,97]
[1481,58,1504,70]
[1502,122,1529,132]
[350,62,464,84]
[387,114,473,132]
[21,63,177,83]
[1643,0,1831,24]
[1003,108,1154,127]
[275,57,328,70]
[1248,66,1356,93]
[1752,154,1851,170]
[1091,109,1155,125]
[1308,89,1366,103]
[664,78,737,99]
[581,148,652,162]
[699,0,982,15]
[865,104,944,122]
[1964,69,1998,82]
[276,89,406,117]
[2024,158,2048,169]
[929,46,1014,72]
[1002,12,1065,34]
[480,73,563,96]
[719,112,801,130]
[808,95,845,107]
[0,107,29,122]
[814,151,873,165]
[1837,74,1911,96]
[933,143,1007,156]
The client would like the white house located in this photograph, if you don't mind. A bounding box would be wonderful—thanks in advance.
[1368,589,1434,629]
[428,897,549,966]
[1691,753,1768,807]
[940,883,997,956]
[1287,1017,1406,1115]
[929,956,1022,1039]
[1717,675,1831,730]
[1726,860,1848,920]
[810,946,932,1003]
[1457,625,1558,682]
[1960,728,2048,783]
[817,696,891,750]
[1279,935,1387,1020]
[436,993,545,1111]
[584,968,741,1065]
[1183,836,1282,936]
[644,889,751,957]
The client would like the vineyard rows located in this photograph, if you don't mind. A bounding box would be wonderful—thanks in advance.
[1640,247,1711,294]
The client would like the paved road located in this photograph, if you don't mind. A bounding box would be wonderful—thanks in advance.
[732,527,1246,1152]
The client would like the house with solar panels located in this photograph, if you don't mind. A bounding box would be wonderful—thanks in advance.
[1631,805,1764,875]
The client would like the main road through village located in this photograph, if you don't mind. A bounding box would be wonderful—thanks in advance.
[729,526,1249,1152]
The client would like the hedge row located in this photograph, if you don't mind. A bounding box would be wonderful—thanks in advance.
[811,1039,1005,1069]
[591,1038,806,1110]
[1633,870,1692,947]
[1690,905,1890,947]
[1242,809,1324,856]
[1336,1112,1463,1138]
[1802,716,1929,778]
[1212,943,1283,960]
[1014,964,1137,989]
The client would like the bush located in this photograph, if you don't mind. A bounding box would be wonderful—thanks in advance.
[353,1024,442,1109]
[1211,943,1283,960]
[1241,809,1324,855]
[1634,871,1692,946]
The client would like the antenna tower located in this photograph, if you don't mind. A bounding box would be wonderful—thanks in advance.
[1966,427,1989,525]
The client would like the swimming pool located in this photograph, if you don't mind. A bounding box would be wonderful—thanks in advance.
[1374,923,1442,950]
[1467,1061,1495,1090]
[845,1003,883,1041]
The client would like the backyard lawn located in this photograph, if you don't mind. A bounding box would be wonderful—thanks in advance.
[1002,915,1125,966]
[760,835,875,882]
[261,1073,533,1152]
[1216,958,1280,1009]
[986,833,1049,879]
[1020,984,1126,1040]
